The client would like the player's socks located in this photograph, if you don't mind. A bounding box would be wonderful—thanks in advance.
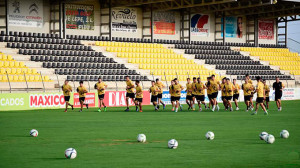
[216,105,220,111]
[163,103,166,109]
[79,109,82,112]
[155,107,158,111]
[136,106,139,112]
[71,105,74,110]
[175,108,178,112]
[204,104,207,109]
[85,104,89,109]
[180,105,183,111]
[199,108,202,112]
[264,111,268,115]
[236,107,239,111]
[212,105,215,112]
[230,107,233,111]
[157,105,160,109]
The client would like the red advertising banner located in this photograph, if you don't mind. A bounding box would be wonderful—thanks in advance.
[73,93,96,107]
[258,19,274,40]
[102,91,151,107]
[29,94,65,108]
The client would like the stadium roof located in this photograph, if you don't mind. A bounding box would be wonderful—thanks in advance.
[97,0,300,19]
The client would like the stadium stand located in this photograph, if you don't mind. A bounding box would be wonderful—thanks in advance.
[240,47,300,76]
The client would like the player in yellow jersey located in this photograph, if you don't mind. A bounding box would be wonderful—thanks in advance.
[173,78,184,112]
[125,76,135,111]
[62,80,74,112]
[242,78,253,111]
[76,81,89,112]
[232,79,240,111]
[94,77,107,112]
[245,74,254,110]
[191,77,197,110]
[224,78,234,111]
[205,77,212,109]
[134,80,143,112]
[186,78,193,110]
[210,75,220,111]
[252,76,268,115]
[220,78,227,110]
[263,79,270,110]
[155,78,166,110]
[169,80,176,110]
[195,77,207,111]
[149,81,159,111]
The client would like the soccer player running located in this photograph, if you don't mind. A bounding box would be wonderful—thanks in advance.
[62,80,74,112]
[155,78,166,110]
[224,78,234,111]
[149,81,159,111]
[77,81,89,112]
[205,77,213,109]
[210,75,220,111]
[245,74,254,110]
[173,79,184,112]
[263,79,270,110]
[125,76,135,111]
[186,78,193,110]
[195,77,207,111]
[94,77,107,112]
[232,79,240,110]
[242,78,253,111]
[273,76,285,111]
[252,76,268,115]
[169,80,176,111]
[191,77,197,110]
[134,80,143,112]
[220,78,227,110]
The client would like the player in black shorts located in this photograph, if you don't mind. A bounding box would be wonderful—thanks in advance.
[186,78,193,110]
[273,77,285,111]
[149,81,159,111]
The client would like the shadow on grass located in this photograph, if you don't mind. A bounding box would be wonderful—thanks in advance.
[41,158,66,160]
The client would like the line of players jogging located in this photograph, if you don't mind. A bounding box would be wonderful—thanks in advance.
[61,74,285,114]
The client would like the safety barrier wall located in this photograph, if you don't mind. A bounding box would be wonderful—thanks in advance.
[0,88,299,111]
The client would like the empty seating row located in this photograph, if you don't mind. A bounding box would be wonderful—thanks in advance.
[195,54,251,60]
[31,56,115,63]
[56,69,138,76]
[216,65,271,70]
[0,75,51,82]
[66,75,149,82]
[0,61,25,68]
[7,43,92,51]
[227,70,282,76]
[43,62,127,69]
[118,53,183,59]
[175,44,230,50]
[19,49,103,57]
[1,31,60,39]
[1,68,38,75]
[96,41,164,48]
[205,59,261,65]
[185,49,240,55]
[259,44,286,48]
[0,36,81,45]
[237,75,292,81]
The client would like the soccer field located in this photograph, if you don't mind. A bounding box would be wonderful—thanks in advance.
[0,100,300,168]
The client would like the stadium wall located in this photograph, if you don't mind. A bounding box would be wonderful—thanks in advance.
[1,88,299,111]
[0,0,278,44]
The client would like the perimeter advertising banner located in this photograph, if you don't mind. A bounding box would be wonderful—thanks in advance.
[258,19,274,40]
[153,11,176,35]
[7,0,43,28]
[111,8,137,33]
[1,89,299,111]
[65,4,94,30]
[190,14,210,37]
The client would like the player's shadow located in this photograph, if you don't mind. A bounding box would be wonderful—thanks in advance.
[41,158,66,160]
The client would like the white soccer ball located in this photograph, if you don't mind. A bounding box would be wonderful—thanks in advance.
[265,134,275,144]
[280,130,289,139]
[65,148,77,159]
[205,131,215,140]
[259,132,268,140]
[137,134,146,143]
[168,139,178,149]
[30,129,38,137]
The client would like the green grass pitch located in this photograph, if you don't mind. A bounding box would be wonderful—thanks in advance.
[1,100,300,168]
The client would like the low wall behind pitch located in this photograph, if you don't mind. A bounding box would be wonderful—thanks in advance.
[0,89,299,111]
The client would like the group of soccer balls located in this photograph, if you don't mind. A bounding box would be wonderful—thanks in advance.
[29,129,289,159]
[259,130,289,144]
